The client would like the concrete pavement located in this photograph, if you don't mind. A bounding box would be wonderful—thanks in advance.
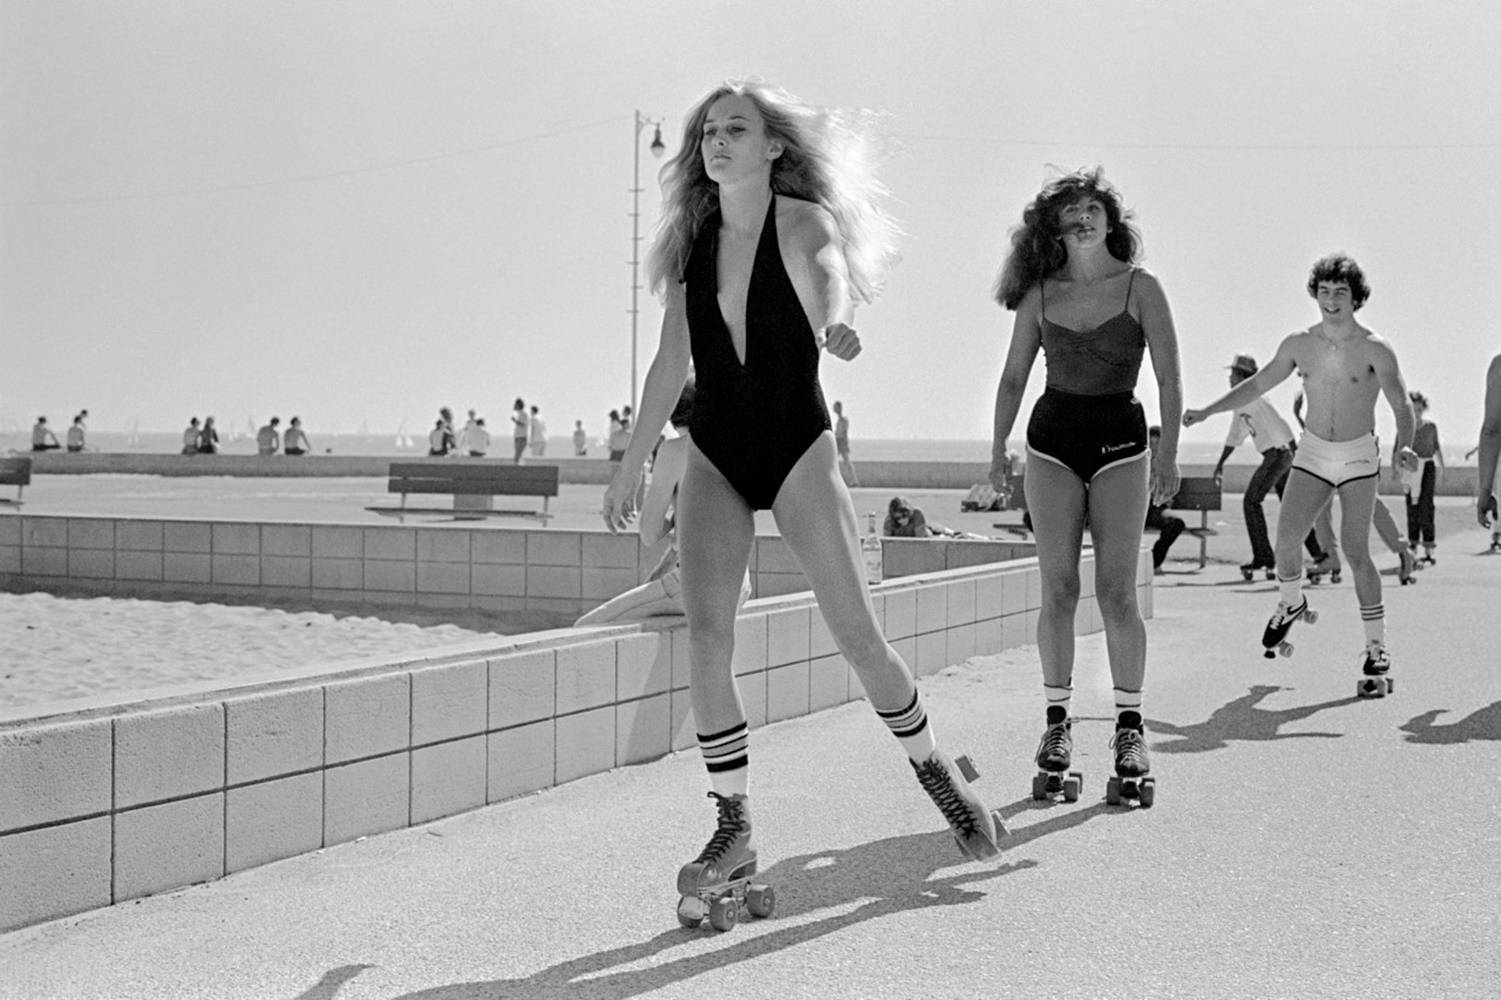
[1,511,1498,999]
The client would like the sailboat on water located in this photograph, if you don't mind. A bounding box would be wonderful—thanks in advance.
[394,418,415,449]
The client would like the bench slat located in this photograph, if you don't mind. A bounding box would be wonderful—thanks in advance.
[389,479,556,497]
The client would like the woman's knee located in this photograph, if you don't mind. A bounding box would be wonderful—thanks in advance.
[1040,571,1082,610]
[1095,576,1140,621]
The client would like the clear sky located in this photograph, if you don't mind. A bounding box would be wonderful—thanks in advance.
[4,0,1499,457]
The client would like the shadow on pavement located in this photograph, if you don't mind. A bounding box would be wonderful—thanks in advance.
[288,810,1138,1000]
[1148,685,1360,753]
[1400,701,1501,744]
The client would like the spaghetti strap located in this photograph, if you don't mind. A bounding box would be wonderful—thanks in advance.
[1123,268,1137,310]
[1039,278,1047,321]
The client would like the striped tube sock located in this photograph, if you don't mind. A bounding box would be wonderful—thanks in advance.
[1278,570,1304,608]
[698,722,749,798]
[877,689,937,763]
[1114,687,1143,729]
[1044,683,1073,725]
[1360,603,1385,647]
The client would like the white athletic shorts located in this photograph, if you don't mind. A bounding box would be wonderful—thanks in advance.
[1291,431,1380,488]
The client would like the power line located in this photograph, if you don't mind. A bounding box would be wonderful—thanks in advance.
[1,115,627,208]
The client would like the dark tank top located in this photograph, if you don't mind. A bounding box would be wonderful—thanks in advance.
[683,196,831,510]
[1039,269,1146,396]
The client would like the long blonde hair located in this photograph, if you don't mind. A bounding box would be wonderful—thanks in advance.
[645,79,899,304]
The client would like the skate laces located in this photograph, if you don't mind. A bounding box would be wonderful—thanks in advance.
[1109,727,1146,765]
[914,757,979,837]
[1036,722,1071,764]
[694,792,747,864]
[1272,599,1305,628]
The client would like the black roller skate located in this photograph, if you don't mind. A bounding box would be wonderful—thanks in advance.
[1106,719,1155,807]
[1239,560,1276,582]
[1419,546,1436,567]
[1306,557,1342,586]
[912,749,1007,861]
[1491,531,1501,554]
[1262,597,1316,659]
[1397,547,1418,586]
[1356,646,1395,699]
[676,793,773,932]
[1030,719,1082,803]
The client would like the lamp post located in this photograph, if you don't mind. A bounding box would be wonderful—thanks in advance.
[629,110,666,417]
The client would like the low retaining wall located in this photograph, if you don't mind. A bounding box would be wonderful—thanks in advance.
[0,545,1150,932]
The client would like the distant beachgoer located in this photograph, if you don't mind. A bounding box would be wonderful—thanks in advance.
[529,405,547,457]
[283,417,311,456]
[1144,426,1185,572]
[1477,354,1501,534]
[607,409,628,462]
[510,398,529,463]
[573,420,588,456]
[197,416,220,454]
[462,417,491,457]
[181,418,200,455]
[31,417,60,452]
[65,415,87,453]
[882,496,982,539]
[460,409,480,451]
[832,400,860,487]
[991,166,1182,799]
[1404,392,1442,563]
[428,408,456,456]
[256,417,281,456]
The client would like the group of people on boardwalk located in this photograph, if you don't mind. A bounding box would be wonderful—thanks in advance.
[254,416,312,456]
[30,410,88,453]
[425,402,549,461]
[590,78,1500,925]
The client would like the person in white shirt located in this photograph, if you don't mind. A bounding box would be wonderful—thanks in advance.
[528,405,547,456]
[461,417,491,457]
[1209,354,1330,577]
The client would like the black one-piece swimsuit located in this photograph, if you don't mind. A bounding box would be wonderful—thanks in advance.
[684,197,831,510]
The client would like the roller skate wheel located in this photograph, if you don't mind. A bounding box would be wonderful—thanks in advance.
[1303,609,1318,624]
[1386,677,1395,694]
[1278,641,1293,658]
[1263,648,1276,660]
[1138,777,1156,808]
[1241,569,1253,581]
[1063,773,1082,803]
[707,894,738,932]
[746,883,775,919]
[1030,773,1048,801]
[1105,777,1122,806]
[677,895,705,928]
[1357,677,1387,699]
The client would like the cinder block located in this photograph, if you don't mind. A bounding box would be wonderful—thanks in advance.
[809,654,850,711]
[311,557,363,590]
[21,517,67,547]
[416,561,469,595]
[261,555,311,589]
[669,688,696,751]
[740,672,768,730]
[411,736,487,825]
[526,565,580,599]
[210,553,259,586]
[914,630,948,676]
[0,817,112,933]
[526,531,580,567]
[364,560,415,593]
[766,661,811,723]
[326,673,410,764]
[946,580,977,627]
[1001,569,1028,615]
[947,623,977,665]
[311,525,363,558]
[261,525,311,557]
[116,704,224,808]
[526,596,585,619]
[809,611,838,658]
[0,719,112,832]
[884,539,944,577]
[617,633,669,701]
[669,626,692,691]
[68,518,114,549]
[0,517,19,545]
[890,636,917,676]
[471,531,526,564]
[115,550,164,581]
[975,616,1003,655]
[0,545,19,574]
[417,528,470,563]
[68,549,114,579]
[946,539,1010,571]
[1026,568,1042,610]
[731,614,768,678]
[114,794,224,901]
[472,563,526,596]
[616,693,670,765]
[487,720,554,802]
[324,752,410,846]
[582,532,639,569]
[555,706,615,784]
[210,522,259,556]
[754,573,808,598]
[162,552,211,583]
[581,566,640,601]
[226,687,323,785]
[20,547,66,577]
[488,648,556,730]
[363,527,415,561]
[164,521,211,553]
[999,613,1028,650]
[916,584,948,635]
[975,573,1004,620]
[766,607,810,667]
[557,639,616,714]
[225,772,322,873]
[412,660,488,745]
[884,588,918,640]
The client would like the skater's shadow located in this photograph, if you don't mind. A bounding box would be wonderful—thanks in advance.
[293,829,1042,1000]
[1148,685,1359,753]
[1400,700,1501,744]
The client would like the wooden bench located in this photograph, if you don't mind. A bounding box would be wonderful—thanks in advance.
[0,456,31,506]
[1164,475,1222,569]
[375,461,559,521]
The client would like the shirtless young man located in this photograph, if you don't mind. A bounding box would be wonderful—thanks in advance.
[1478,353,1501,542]
[1184,254,1419,696]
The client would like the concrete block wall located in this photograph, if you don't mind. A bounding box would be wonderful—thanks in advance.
[0,545,1148,932]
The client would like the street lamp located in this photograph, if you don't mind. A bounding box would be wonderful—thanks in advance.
[629,110,667,416]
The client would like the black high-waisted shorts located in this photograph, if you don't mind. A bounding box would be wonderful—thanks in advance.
[1026,388,1148,483]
